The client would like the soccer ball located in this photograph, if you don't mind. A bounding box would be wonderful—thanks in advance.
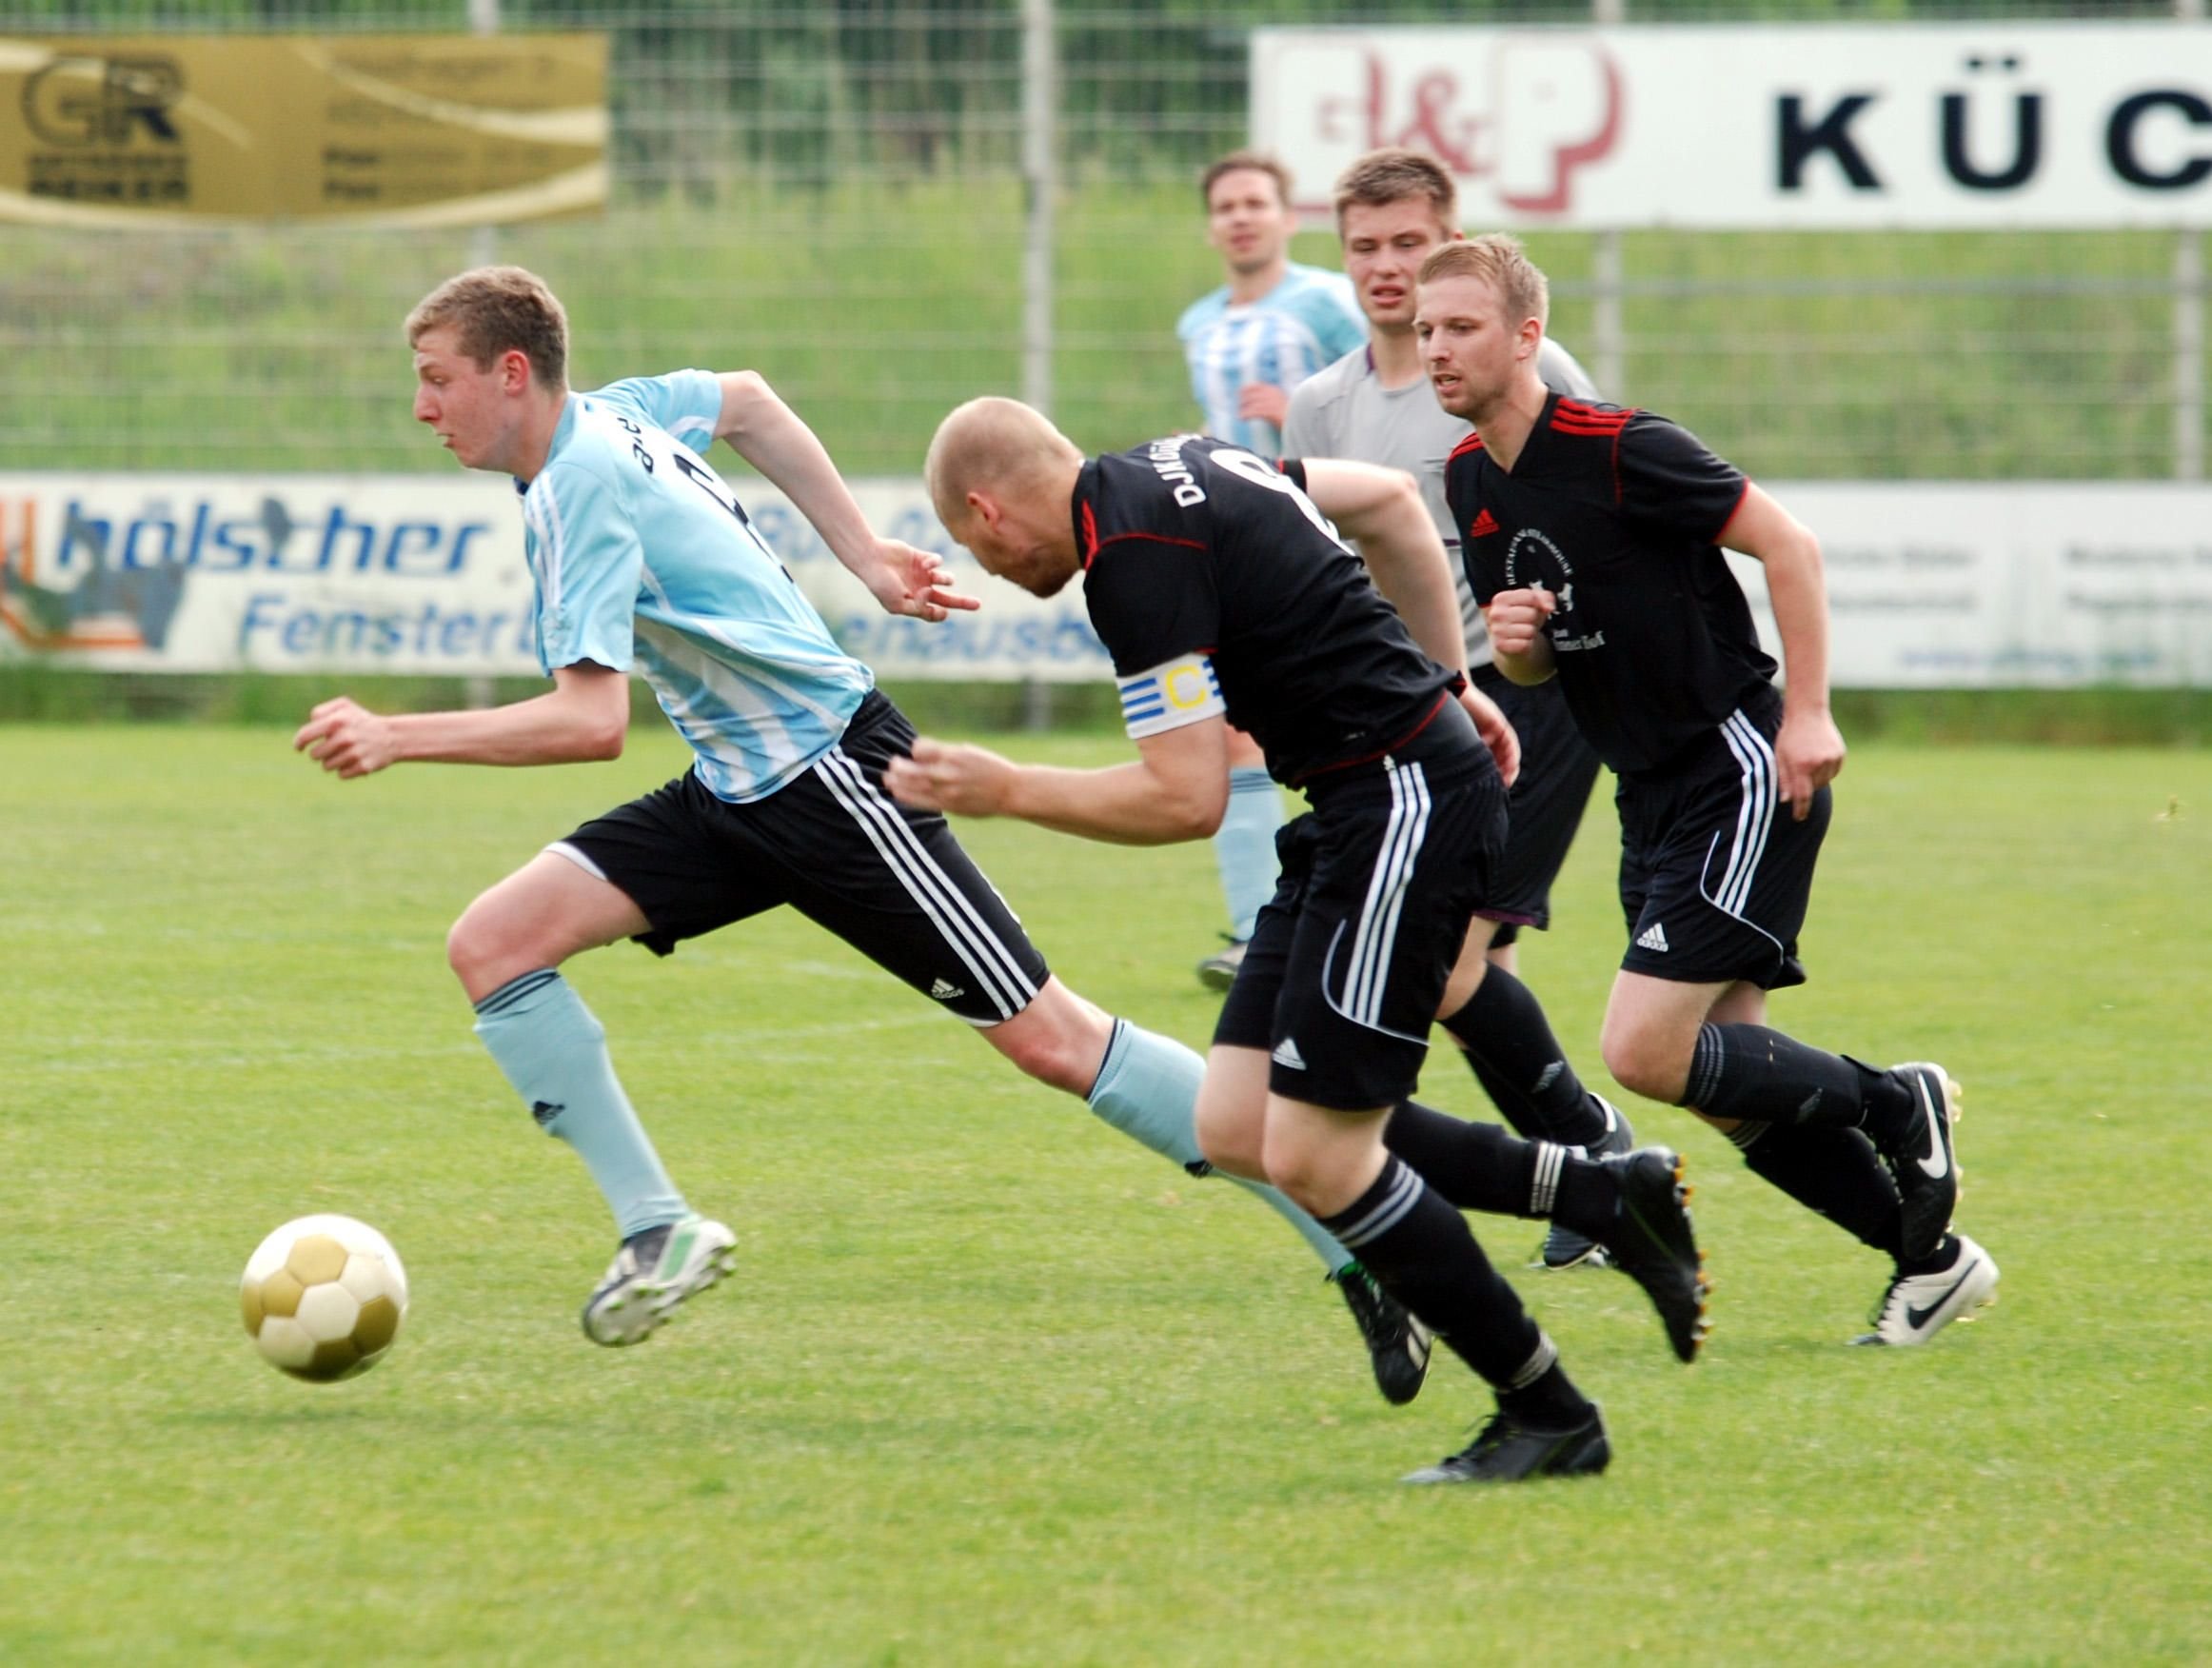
[240,1214,408,1382]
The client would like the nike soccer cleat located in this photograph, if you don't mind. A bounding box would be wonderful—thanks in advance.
[1596,1146,1711,1363]
[1852,1233,2000,1346]
[1333,1263,1432,1406]
[581,1215,739,1346]
[1195,935,1249,993]
[1885,1062,1962,1264]
[1403,1405,1610,1485]
[1536,1096,1635,1271]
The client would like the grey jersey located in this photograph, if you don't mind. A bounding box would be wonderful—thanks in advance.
[1284,335,1599,666]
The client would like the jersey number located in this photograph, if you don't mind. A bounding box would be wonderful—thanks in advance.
[1212,448,1350,553]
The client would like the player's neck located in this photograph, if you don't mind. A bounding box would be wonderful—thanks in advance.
[504,390,570,485]
[1368,322,1424,387]
[1226,255,1288,305]
[1471,375,1552,472]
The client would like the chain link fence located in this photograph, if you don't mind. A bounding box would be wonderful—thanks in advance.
[1,0,2204,481]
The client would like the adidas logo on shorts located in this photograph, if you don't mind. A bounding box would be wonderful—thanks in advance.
[1635,922,1670,953]
[1272,1037,1307,1070]
[929,978,965,1001]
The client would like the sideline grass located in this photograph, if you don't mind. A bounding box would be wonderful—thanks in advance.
[2,725,2207,1663]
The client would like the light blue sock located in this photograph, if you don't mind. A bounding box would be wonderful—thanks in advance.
[1212,766,1287,941]
[471,970,689,1241]
[1086,1018,1352,1274]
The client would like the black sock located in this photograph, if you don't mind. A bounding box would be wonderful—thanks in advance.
[1382,1102,1535,1216]
[1440,968,1608,1147]
[1318,1156,1590,1423]
[1728,1121,1904,1261]
[1384,1102,1621,1240]
[1686,1024,1911,1138]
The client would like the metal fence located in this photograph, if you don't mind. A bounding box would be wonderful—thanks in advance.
[3,0,2206,482]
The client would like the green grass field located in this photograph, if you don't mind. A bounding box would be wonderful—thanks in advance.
[3,722,2208,1663]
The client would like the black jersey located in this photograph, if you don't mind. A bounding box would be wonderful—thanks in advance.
[1074,434,1461,785]
[1447,393,1774,778]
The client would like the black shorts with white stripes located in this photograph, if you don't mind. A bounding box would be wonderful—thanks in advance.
[1215,702,1503,1111]
[553,690,1050,1027]
[1616,702,1829,992]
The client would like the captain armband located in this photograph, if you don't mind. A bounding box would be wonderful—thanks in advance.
[1116,654,1227,740]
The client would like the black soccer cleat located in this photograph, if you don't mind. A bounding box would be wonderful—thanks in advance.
[1402,1405,1610,1485]
[1596,1146,1711,1364]
[1883,1062,1963,1265]
[1195,935,1249,992]
[1333,1264,1432,1406]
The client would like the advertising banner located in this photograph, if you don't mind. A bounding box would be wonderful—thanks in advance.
[0,33,605,228]
[3,472,2206,687]
[0,472,1112,684]
[1254,23,2212,228]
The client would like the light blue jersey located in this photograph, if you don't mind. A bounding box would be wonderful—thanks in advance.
[517,369,873,804]
[1175,261,1365,459]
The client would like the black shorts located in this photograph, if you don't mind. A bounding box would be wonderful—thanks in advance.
[1215,707,1502,1111]
[1471,664,1604,944]
[551,691,1050,1027]
[1616,705,1828,992]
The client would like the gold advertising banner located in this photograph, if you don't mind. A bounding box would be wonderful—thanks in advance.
[0,33,606,228]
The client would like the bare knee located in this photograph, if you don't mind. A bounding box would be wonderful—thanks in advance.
[1600,1019,1691,1105]
[1196,1101,1266,1181]
[982,983,1113,1098]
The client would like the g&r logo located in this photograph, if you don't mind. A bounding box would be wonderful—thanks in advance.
[23,54,183,146]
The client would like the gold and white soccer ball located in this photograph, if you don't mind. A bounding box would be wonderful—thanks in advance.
[240,1214,409,1382]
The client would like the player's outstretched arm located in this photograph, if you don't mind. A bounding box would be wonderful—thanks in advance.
[713,369,978,623]
[1721,483,1845,818]
[1298,459,1469,677]
[885,719,1233,846]
[293,663,630,779]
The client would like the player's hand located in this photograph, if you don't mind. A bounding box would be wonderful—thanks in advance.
[864,538,981,623]
[293,697,396,780]
[884,736,1017,818]
[1236,383,1291,427]
[1485,586,1556,659]
[1460,686,1521,789]
[1775,708,1847,820]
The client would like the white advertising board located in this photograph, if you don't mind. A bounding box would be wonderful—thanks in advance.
[0,471,1111,683]
[3,472,2206,687]
[1254,23,2212,228]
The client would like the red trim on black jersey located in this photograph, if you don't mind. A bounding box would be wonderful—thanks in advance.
[1551,398,1633,432]
[1093,531,1208,556]
[1080,501,1100,567]
[1287,690,1452,786]
[1710,476,1754,544]
[1448,432,1486,463]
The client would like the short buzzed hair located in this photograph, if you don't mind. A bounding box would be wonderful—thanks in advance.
[405,266,569,388]
[924,397,1081,531]
[1333,147,1456,230]
[1417,234,1550,331]
[1200,149,1294,211]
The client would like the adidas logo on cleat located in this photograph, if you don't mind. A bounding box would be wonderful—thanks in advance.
[1635,922,1670,953]
[928,978,965,1001]
[1272,1037,1307,1070]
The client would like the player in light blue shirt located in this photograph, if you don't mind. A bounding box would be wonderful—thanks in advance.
[294,266,1429,1395]
[1175,152,1367,995]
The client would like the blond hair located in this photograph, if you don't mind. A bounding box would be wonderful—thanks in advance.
[405,266,569,388]
[1416,234,1549,330]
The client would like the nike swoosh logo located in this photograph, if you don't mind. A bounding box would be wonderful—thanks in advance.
[1906,1258,1981,1327]
[1913,1077,1949,1180]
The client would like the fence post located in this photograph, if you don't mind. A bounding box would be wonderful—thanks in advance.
[1020,0,1057,729]
[1590,0,1626,397]
[2181,0,2205,481]
[466,0,502,710]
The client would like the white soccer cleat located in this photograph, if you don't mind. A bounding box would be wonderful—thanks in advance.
[581,1215,739,1346]
[1852,1233,1999,1347]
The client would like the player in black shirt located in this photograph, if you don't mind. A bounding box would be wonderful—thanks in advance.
[888,396,1713,1485]
[1419,235,1999,1347]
